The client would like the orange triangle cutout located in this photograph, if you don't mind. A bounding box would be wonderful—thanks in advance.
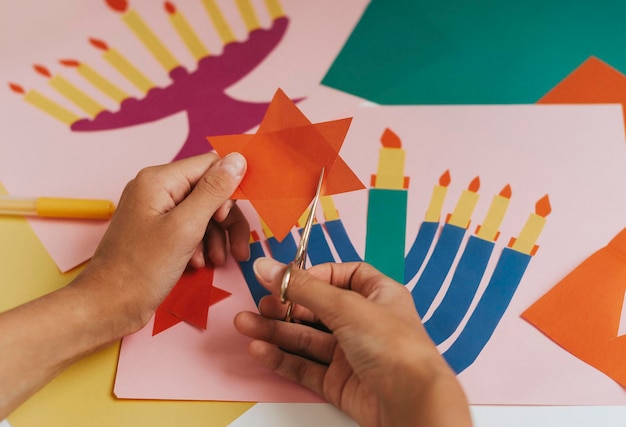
[538,56,626,127]
[522,227,626,386]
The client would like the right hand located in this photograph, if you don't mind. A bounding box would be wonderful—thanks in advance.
[234,259,472,427]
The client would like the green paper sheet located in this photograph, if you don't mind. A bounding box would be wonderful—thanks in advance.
[323,0,626,104]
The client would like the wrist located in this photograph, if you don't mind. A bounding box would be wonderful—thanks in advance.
[68,265,149,340]
[378,343,472,427]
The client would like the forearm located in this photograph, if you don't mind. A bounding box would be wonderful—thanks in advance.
[0,274,134,419]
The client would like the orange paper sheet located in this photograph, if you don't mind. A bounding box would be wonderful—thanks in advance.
[522,228,626,387]
[539,56,626,127]
[208,89,364,241]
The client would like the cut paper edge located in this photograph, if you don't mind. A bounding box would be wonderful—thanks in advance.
[521,227,626,387]
[618,289,626,337]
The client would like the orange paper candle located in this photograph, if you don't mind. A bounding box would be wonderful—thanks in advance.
[448,177,480,228]
[164,2,209,60]
[106,0,179,72]
[59,59,127,103]
[89,38,154,93]
[510,194,551,255]
[371,128,409,190]
[475,184,512,242]
[424,170,451,222]
[33,64,104,117]
[8,82,79,125]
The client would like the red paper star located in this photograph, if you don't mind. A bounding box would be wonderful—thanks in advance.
[208,88,364,241]
[152,266,231,336]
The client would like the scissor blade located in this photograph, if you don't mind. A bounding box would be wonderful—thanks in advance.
[294,167,325,266]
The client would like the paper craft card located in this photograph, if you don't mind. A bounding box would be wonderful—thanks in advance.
[116,104,626,405]
[0,0,368,272]
[323,0,626,104]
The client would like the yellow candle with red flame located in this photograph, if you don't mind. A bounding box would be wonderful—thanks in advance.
[424,170,450,222]
[164,2,209,61]
[448,176,480,229]
[236,0,261,31]
[510,194,551,255]
[34,64,104,117]
[475,184,511,242]
[8,83,79,125]
[89,38,154,93]
[201,0,236,44]
[106,0,179,72]
[370,128,409,190]
[59,59,127,103]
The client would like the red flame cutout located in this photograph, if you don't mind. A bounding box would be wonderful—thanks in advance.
[380,128,402,148]
[33,64,52,78]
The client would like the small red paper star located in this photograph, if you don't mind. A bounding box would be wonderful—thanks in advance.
[152,267,231,336]
[208,89,364,241]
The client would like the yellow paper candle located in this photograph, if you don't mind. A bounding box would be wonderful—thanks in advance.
[59,59,127,103]
[236,0,261,31]
[475,184,512,242]
[448,176,480,229]
[34,64,104,118]
[89,38,154,93]
[264,0,285,19]
[260,219,274,239]
[106,0,179,72]
[321,195,339,221]
[510,194,551,255]
[371,128,409,190]
[164,2,209,60]
[424,170,451,222]
[9,83,80,125]
[201,0,236,44]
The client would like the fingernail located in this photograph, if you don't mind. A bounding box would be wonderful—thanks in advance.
[220,152,246,179]
[253,257,284,283]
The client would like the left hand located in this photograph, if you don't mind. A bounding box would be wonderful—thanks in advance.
[77,152,250,332]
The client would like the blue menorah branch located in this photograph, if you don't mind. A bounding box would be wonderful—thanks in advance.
[239,180,550,375]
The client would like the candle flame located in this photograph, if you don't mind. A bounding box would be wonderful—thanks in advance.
[59,59,81,67]
[105,0,128,13]
[8,83,25,94]
[380,128,402,148]
[500,184,512,198]
[468,176,480,192]
[33,64,52,78]
[164,1,176,14]
[439,170,451,187]
[89,37,110,51]
[535,194,551,217]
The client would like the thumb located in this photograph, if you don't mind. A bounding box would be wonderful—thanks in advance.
[173,152,246,228]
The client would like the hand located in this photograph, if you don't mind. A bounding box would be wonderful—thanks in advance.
[78,152,250,332]
[0,152,250,419]
[234,259,472,427]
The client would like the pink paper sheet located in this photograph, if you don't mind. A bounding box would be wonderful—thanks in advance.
[0,0,368,272]
[117,104,626,404]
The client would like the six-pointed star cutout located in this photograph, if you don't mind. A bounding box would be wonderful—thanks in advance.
[208,88,364,241]
[153,267,231,336]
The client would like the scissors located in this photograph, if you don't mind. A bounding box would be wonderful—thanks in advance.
[280,167,325,322]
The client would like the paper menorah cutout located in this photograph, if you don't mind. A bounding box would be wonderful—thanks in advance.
[240,128,551,375]
[9,0,288,161]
